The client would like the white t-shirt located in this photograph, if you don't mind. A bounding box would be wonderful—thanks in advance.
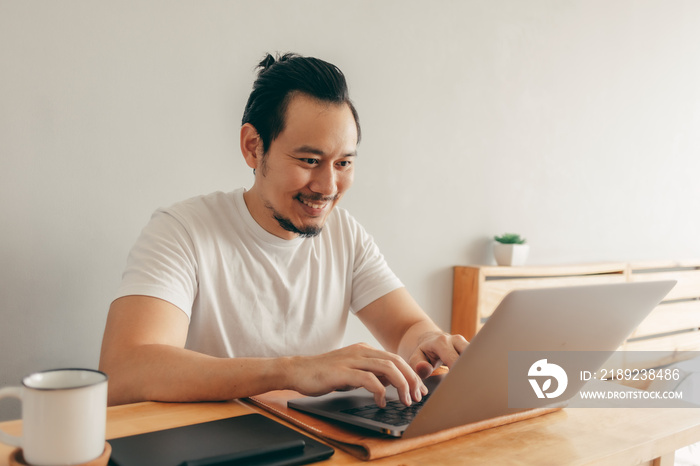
[115,188,403,358]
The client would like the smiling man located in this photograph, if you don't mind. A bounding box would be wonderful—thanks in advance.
[99,53,467,409]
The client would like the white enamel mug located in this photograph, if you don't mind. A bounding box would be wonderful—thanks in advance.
[0,368,108,466]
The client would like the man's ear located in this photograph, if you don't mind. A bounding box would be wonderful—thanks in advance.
[240,123,263,170]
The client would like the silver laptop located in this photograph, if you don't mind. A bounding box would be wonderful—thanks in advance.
[289,281,676,438]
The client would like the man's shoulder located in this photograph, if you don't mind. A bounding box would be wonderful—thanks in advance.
[153,189,244,233]
[167,189,239,210]
[160,189,240,217]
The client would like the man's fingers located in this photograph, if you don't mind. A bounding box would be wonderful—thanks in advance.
[414,360,434,379]
[350,370,388,407]
[292,343,432,408]
[410,333,470,377]
[299,344,426,406]
[454,334,469,352]
[352,344,428,401]
[442,334,469,367]
[430,334,467,367]
[360,356,423,406]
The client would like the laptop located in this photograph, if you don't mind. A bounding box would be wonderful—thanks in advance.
[289,280,676,438]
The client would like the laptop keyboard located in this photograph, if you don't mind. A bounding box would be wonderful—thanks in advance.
[340,395,430,426]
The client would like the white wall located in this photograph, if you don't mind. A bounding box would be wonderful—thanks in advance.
[2,1,699,420]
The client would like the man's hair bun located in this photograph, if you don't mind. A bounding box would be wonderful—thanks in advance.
[256,53,299,75]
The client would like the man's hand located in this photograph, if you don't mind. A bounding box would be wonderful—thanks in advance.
[283,343,428,408]
[354,288,469,380]
[407,332,469,379]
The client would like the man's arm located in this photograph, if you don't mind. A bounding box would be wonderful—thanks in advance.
[99,295,426,407]
[99,296,285,405]
[356,288,469,379]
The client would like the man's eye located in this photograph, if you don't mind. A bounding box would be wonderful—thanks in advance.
[337,160,352,168]
[301,158,319,165]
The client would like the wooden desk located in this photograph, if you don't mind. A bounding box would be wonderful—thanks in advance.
[1,400,699,465]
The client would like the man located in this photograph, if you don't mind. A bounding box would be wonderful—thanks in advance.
[99,53,467,409]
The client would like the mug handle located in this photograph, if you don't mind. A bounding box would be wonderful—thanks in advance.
[0,386,22,447]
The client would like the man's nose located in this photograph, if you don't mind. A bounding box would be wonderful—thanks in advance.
[310,164,337,195]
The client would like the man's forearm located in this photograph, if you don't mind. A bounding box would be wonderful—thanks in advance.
[100,344,289,406]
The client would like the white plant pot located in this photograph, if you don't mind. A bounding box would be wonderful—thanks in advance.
[493,242,529,266]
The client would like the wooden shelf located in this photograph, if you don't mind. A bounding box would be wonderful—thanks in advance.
[451,263,627,340]
[451,261,700,369]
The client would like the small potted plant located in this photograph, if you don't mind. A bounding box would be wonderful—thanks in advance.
[493,233,529,266]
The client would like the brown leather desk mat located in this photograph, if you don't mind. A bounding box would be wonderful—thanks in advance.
[246,390,560,461]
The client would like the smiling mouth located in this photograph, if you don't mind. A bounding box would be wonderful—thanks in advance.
[297,194,337,211]
[300,198,329,210]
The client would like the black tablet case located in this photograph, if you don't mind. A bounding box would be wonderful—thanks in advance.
[108,413,334,466]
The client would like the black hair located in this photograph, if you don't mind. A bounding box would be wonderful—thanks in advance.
[241,52,361,154]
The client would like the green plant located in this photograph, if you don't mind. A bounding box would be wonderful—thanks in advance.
[494,233,526,245]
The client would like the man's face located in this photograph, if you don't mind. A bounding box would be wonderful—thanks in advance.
[243,93,358,240]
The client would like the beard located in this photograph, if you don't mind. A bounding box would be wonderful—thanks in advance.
[273,213,323,238]
[266,193,337,238]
